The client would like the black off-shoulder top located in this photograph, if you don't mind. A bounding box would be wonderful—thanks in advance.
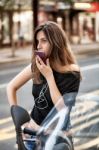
[31,70,80,126]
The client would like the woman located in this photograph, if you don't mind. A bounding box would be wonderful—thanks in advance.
[7,21,81,150]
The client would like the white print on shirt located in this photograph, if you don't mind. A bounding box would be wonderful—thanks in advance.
[35,83,49,109]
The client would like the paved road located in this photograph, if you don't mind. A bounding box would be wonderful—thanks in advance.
[0,51,99,150]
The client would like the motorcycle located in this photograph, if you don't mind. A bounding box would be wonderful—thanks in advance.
[11,92,76,150]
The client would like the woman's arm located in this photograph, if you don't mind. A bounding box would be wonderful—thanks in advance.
[7,64,42,131]
[46,74,66,110]
[47,64,80,109]
[36,56,65,110]
[7,64,32,106]
[36,56,80,111]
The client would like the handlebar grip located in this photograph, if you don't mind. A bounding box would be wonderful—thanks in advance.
[23,128,37,136]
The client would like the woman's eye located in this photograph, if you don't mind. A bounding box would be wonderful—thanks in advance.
[42,39,47,42]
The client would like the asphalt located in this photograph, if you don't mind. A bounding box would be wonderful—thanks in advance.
[0,43,99,150]
[0,42,99,64]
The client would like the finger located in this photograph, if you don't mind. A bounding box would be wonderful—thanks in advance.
[36,56,45,65]
[36,56,41,68]
[36,57,44,70]
[46,58,50,66]
[36,56,39,64]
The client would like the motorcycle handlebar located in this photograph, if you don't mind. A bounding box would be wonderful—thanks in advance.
[23,128,37,136]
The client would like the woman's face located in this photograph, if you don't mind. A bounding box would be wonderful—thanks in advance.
[36,30,51,57]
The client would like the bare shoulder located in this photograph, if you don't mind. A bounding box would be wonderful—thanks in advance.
[56,64,80,73]
[70,64,80,72]
[22,64,32,73]
[62,64,80,72]
[18,64,33,79]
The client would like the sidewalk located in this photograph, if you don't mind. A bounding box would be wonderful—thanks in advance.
[0,42,99,64]
[71,42,99,54]
[0,45,32,64]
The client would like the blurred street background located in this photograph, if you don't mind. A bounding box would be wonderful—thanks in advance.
[0,0,99,150]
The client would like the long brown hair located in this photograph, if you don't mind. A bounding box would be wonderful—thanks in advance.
[31,21,77,83]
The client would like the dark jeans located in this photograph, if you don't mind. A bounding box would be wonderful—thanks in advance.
[25,135,74,150]
[24,140,36,150]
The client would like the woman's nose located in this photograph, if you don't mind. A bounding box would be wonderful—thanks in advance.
[37,42,42,50]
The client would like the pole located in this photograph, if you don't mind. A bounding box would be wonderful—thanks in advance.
[32,0,39,31]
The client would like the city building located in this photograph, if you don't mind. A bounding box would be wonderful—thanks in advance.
[0,0,99,47]
[70,1,99,44]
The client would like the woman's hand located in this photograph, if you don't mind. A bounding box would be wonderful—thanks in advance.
[23,119,40,131]
[36,56,53,80]
[22,119,40,139]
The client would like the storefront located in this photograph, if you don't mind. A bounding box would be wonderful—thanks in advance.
[0,11,11,47]
[13,10,33,46]
[1,1,99,47]
[0,9,33,47]
[70,2,99,44]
